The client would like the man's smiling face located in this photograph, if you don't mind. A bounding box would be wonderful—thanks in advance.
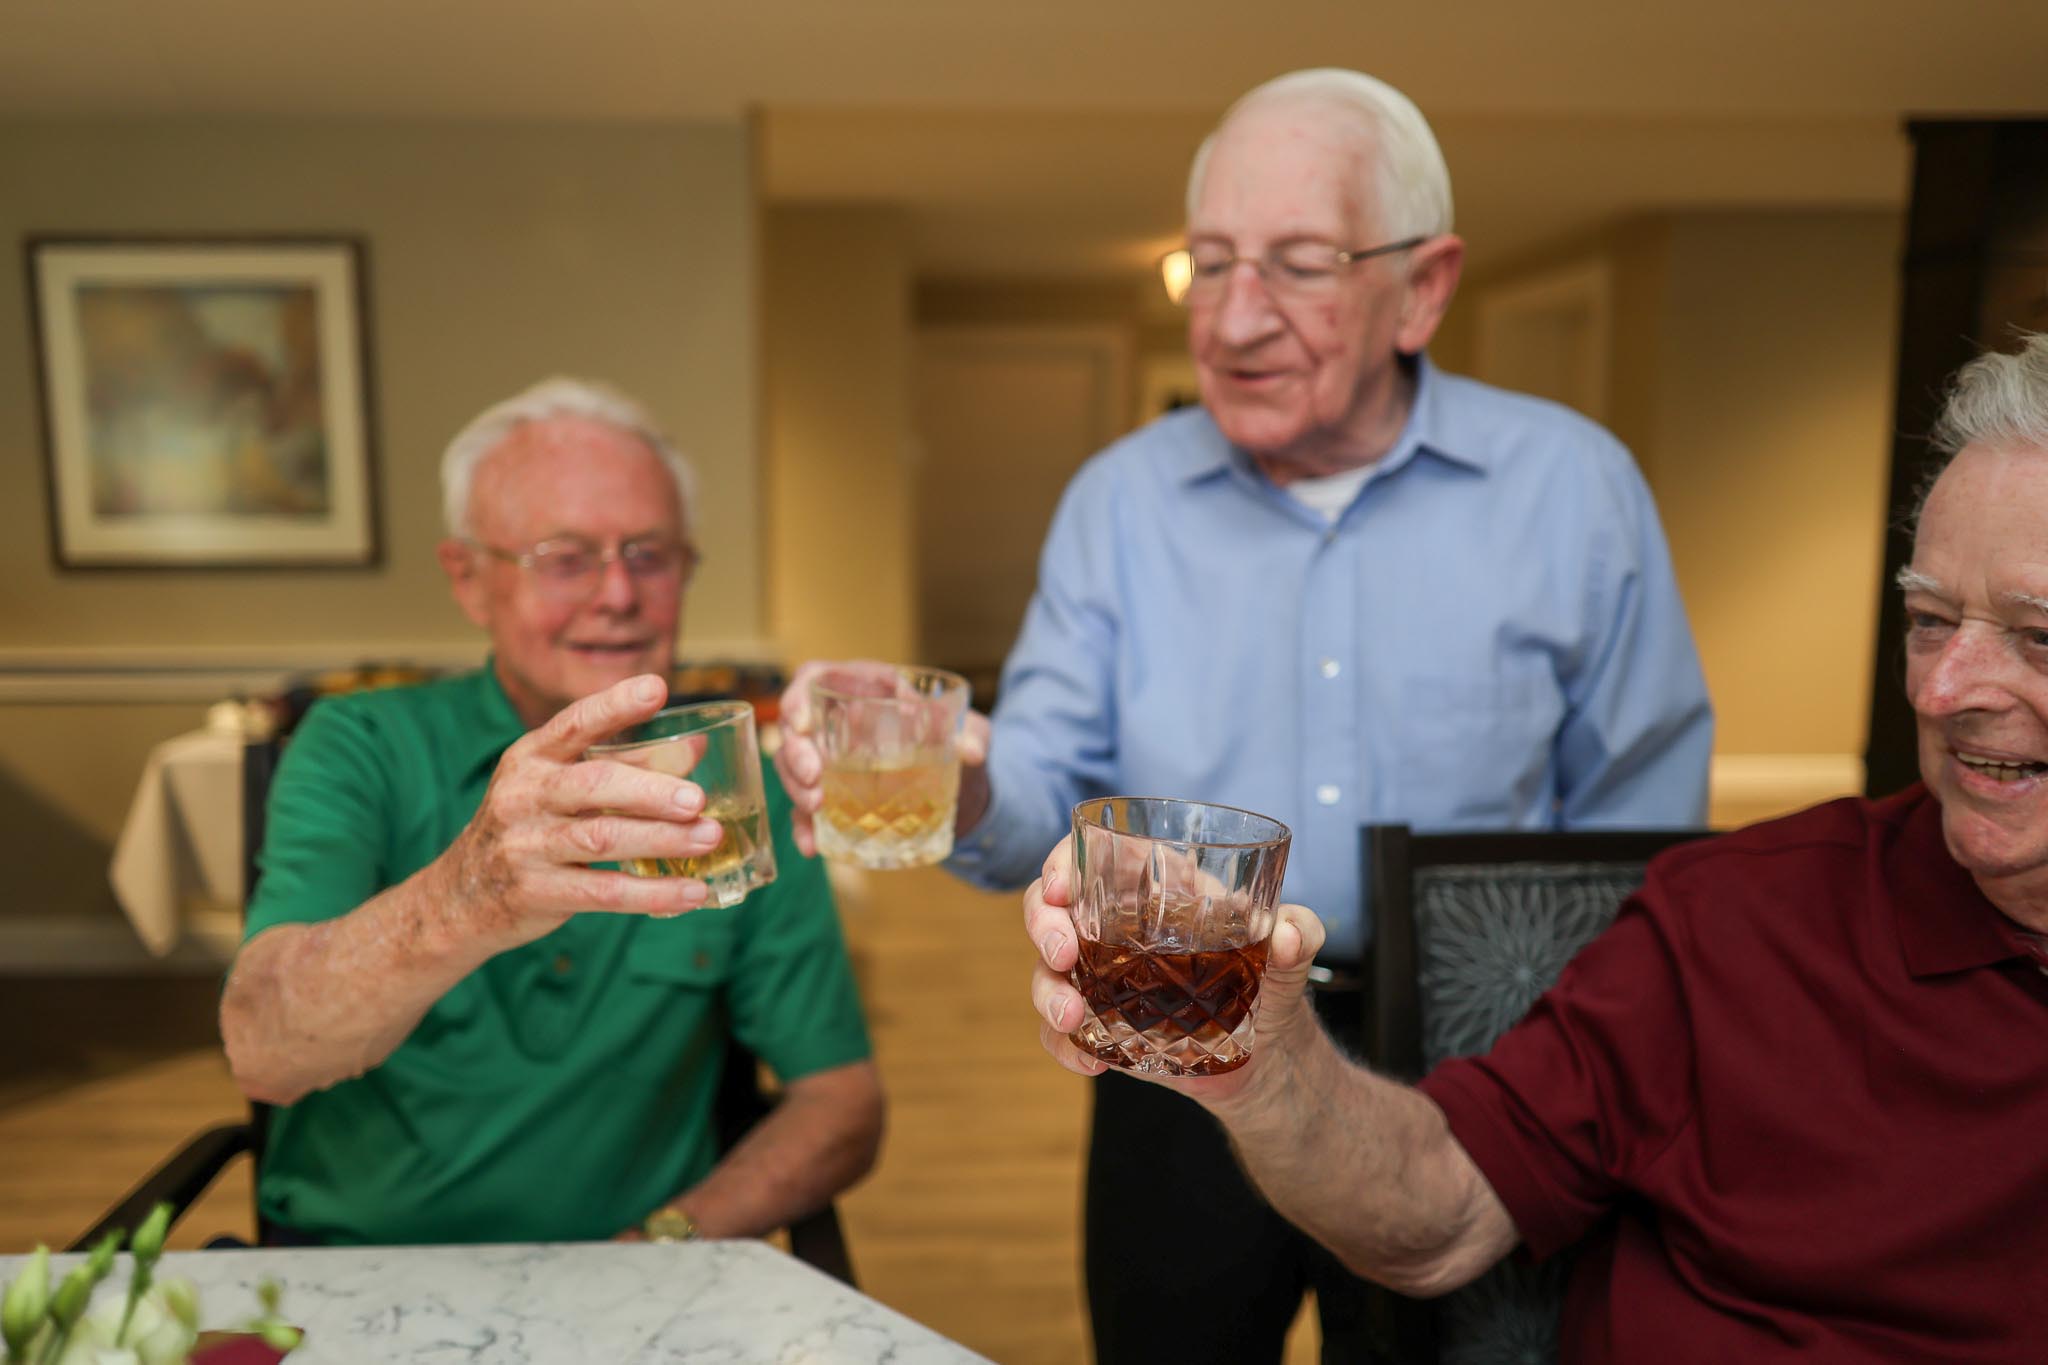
[445,414,686,729]
[1184,100,1415,471]
[1902,441,2048,897]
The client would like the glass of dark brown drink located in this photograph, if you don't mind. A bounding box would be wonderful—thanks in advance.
[1066,796,1291,1077]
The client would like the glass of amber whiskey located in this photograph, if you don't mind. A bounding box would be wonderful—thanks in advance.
[810,664,970,870]
[586,699,776,908]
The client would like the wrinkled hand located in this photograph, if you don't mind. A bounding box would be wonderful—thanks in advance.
[435,674,726,949]
[774,659,992,857]
[1024,834,1327,1103]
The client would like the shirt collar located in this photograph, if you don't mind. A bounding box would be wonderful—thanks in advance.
[456,658,530,781]
[1885,785,2038,977]
[1170,354,1494,488]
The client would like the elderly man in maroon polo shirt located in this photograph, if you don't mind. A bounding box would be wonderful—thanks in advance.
[1024,334,2048,1361]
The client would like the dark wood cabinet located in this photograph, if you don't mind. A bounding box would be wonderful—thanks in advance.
[1864,121,2048,799]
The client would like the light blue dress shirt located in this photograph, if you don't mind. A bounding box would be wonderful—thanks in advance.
[946,358,1713,961]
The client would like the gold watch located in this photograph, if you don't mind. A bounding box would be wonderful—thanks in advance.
[642,1207,700,1243]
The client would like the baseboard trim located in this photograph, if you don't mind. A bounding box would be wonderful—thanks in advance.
[1711,751,1863,800]
[1709,752,1864,826]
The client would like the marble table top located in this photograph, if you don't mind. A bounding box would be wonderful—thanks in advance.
[1,1240,993,1364]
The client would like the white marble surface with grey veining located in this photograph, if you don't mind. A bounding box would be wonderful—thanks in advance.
[0,1240,993,1364]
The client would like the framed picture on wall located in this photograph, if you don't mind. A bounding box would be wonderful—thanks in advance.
[25,236,380,568]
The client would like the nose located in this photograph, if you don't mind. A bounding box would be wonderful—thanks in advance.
[1911,623,2015,720]
[585,552,640,614]
[1209,261,1287,349]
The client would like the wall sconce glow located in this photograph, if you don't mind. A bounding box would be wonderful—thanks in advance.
[1160,248,1192,305]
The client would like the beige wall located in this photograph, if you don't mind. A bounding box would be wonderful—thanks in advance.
[1461,210,1900,823]
[1646,212,1901,761]
[0,117,760,944]
[910,280,1141,674]
[0,117,760,655]
[763,205,917,664]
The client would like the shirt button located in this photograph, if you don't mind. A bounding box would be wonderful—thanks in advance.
[1315,784,1341,806]
[694,951,712,971]
[1318,658,1341,680]
[553,954,573,976]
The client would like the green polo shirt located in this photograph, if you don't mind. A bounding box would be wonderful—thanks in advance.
[241,666,871,1245]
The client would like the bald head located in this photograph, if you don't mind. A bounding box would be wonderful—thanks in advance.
[1185,68,1453,242]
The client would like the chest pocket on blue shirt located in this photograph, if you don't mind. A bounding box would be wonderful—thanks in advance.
[1396,670,1559,823]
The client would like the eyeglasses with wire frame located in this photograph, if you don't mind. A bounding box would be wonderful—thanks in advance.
[1162,236,1427,306]
[469,533,699,600]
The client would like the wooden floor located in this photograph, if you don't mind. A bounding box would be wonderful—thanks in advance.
[0,868,1316,1364]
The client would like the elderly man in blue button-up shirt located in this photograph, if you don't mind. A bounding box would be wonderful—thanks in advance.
[778,67,1710,1365]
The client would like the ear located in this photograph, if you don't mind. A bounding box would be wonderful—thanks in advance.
[1393,234,1465,356]
[438,538,493,630]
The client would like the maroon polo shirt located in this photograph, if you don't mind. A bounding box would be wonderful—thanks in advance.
[1418,786,2048,1362]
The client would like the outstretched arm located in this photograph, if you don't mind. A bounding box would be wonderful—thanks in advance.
[222,675,725,1105]
[1026,840,1518,1295]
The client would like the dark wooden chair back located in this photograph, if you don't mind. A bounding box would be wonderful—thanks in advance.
[1359,824,1712,1364]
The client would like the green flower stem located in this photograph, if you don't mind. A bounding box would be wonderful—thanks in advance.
[82,1232,122,1283]
[34,1266,94,1365]
[1,1245,51,1365]
[116,1204,172,1347]
[240,1277,299,1353]
[257,1321,303,1352]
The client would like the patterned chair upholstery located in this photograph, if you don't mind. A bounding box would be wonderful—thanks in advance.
[1362,826,1712,1365]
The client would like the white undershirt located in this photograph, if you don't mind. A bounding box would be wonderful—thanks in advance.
[1283,464,1375,524]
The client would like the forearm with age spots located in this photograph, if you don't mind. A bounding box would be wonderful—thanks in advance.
[655,1060,885,1239]
[219,859,503,1106]
[1208,1028,1517,1296]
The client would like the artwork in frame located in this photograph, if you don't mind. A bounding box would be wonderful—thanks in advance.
[26,236,379,568]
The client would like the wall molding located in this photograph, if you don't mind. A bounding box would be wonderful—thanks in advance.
[0,911,239,975]
[1475,257,1614,423]
[1710,751,1864,814]
[0,637,782,704]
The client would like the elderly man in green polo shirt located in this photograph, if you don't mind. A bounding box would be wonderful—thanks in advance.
[219,378,883,1246]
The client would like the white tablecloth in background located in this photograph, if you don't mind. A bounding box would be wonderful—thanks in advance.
[108,728,242,955]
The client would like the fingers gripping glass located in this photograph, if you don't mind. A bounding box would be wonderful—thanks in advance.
[1160,236,1426,306]
[471,534,699,602]
[810,664,970,870]
[584,700,776,910]
[1066,797,1291,1077]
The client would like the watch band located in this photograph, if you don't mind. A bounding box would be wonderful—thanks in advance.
[642,1207,700,1243]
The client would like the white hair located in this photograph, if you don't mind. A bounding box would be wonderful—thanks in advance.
[439,376,698,538]
[1184,68,1454,240]
[1931,332,2048,459]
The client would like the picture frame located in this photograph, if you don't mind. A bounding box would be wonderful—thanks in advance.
[25,236,380,568]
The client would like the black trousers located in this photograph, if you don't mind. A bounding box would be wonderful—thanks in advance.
[1083,986,1386,1365]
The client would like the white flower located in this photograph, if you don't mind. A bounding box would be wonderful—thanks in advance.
[51,1286,200,1365]
[156,1281,199,1334]
[115,1291,198,1365]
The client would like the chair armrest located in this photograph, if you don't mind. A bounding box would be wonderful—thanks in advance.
[67,1122,255,1251]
